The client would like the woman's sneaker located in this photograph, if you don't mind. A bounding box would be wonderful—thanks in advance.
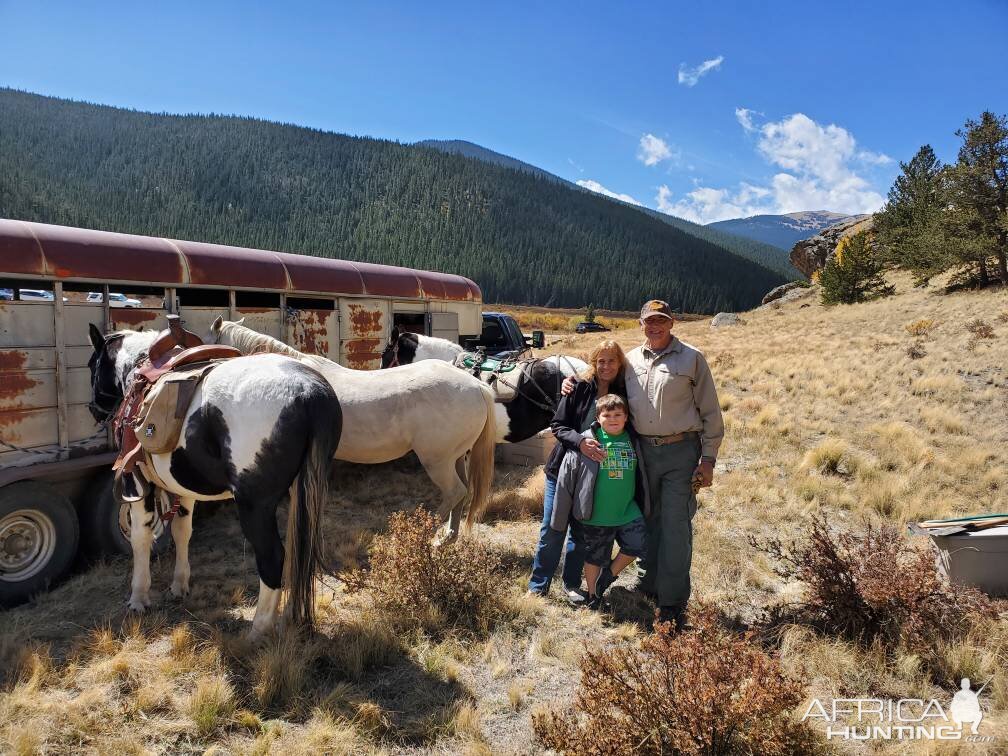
[565,586,588,607]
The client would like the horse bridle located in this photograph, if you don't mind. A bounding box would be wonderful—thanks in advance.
[88,333,127,420]
[383,335,401,368]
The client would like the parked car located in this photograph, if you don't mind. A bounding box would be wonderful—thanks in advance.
[575,320,610,334]
[0,288,12,300]
[18,289,55,301]
[461,312,544,360]
[86,292,142,307]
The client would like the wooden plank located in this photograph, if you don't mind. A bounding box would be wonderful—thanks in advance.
[0,407,59,449]
[236,308,282,339]
[0,370,56,411]
[54,282,69,456]
[0,348,56,371]
[0,302,56,347]
[63,304,105,346]
[67,367,94,405]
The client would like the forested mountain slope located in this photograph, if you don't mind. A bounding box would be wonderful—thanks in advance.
[419,138,799,278]
[0,89,785,312]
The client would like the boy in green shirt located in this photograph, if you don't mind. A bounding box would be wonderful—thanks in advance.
[551,394,651,609]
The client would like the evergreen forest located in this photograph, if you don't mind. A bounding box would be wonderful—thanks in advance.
[0,89,788,312]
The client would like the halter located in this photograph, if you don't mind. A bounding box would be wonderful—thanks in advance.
[385,337,400,367]
[88,333,127,419]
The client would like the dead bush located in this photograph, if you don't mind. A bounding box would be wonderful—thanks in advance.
[752,516,996,674]
[712,352,735,370]
[532,605,822,755]
[906,341,927,359]
[342,508,509,636]
[965,318,995,339]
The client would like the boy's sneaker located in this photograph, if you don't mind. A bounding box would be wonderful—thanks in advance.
[565,587,589,607]
[593,566,616,598]
[657,605,688,633]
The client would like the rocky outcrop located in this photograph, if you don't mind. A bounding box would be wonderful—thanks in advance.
[757,284,816,309]
[761,281,804,305]
[710,312,745,328]
[789,215,873,278]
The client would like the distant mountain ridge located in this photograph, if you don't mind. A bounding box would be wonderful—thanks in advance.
[707,211,866,250]
[0,88,786,313]
[419,139,800,278]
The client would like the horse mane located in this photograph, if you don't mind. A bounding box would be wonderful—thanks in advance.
[418,333,463,351]
[218,321,306,358]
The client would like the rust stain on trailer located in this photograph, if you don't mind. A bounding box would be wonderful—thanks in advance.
[0,371,39,407]
[0,350,27,372]
[345,338,380,369]
[111,309,159,326]
[290,310,330,356]
[347,304,382,337]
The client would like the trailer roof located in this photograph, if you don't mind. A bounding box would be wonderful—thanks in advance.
[0,219,481,302]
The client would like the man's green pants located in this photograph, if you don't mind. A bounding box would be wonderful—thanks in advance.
[637,433,700,609]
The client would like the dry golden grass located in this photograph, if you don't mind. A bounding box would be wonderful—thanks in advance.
[2,272,1006,753]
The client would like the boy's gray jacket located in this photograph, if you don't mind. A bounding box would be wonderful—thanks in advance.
[550,422,651,532]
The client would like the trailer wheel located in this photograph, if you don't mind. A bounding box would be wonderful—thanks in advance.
[0,481,80,606]
[82,473,172,558]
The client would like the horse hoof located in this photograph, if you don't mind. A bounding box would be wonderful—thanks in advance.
[170,582,190,598]
[127,598,149,612]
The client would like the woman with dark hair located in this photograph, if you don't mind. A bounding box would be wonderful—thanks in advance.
[527,339,628,602]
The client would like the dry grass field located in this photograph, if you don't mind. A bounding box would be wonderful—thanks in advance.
[2,274,1007,754]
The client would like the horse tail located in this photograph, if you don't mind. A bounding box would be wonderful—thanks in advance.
[283,386,342,630]
[466,383,497,526]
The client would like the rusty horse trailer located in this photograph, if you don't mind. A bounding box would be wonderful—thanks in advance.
[0,219,483,605]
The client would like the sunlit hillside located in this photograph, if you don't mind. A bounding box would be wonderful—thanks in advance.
[1,276,1006,754]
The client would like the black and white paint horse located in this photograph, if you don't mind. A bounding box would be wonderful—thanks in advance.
[379,329,587,444]
[88,324,341,637]
[380,327,464,368]
[208,318,496,544]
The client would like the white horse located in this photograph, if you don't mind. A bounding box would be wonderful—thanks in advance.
[382,326,588,442]
[88,326,340,636]
[208,318,496,541]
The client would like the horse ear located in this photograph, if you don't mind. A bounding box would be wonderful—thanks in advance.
[390,326,400,341]
[211,315,223,335]
[236,317,246,326]
[89,323,104,352]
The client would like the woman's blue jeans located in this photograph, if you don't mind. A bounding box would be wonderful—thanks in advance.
[528,476,585,594]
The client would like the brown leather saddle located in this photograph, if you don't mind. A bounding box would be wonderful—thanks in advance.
[112,315,241,503]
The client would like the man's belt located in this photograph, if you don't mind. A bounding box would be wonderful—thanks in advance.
[641,431,697,446]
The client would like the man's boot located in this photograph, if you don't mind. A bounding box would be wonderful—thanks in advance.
[657,605,687,633]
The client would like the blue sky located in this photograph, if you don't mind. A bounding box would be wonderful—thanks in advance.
[2,1,1006,223]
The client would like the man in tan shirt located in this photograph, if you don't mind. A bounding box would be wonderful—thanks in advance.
[565,299,723,629]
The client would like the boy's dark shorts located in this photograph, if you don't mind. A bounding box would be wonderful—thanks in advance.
[573,517,647,566]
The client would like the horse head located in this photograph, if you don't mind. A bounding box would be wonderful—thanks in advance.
[87,324,158,422]
[380,326,402,368]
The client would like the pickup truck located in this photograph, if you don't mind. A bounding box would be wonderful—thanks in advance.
[463,312,544,360]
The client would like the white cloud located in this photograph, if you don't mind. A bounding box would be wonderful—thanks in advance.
[678,55,724,87]
[577,179,643,206]
[735,107,759,133]
[658,112,889,223]
[637,133,674,166]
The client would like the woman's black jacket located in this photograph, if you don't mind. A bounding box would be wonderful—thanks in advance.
[544,377,627,480]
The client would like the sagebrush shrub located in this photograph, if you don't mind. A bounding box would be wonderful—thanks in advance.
[532,605,822,755]
[753,517,996,673]
[342,508,508,635]
[965,318,995,338]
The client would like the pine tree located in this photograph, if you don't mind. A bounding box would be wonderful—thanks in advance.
[819,232,894,305]
[873,145,948,284]
[949,111,1008,285]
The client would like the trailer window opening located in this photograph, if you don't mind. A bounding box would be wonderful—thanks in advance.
[392,312,426,335]
[176,288,230,307]
[236,291,282,308]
